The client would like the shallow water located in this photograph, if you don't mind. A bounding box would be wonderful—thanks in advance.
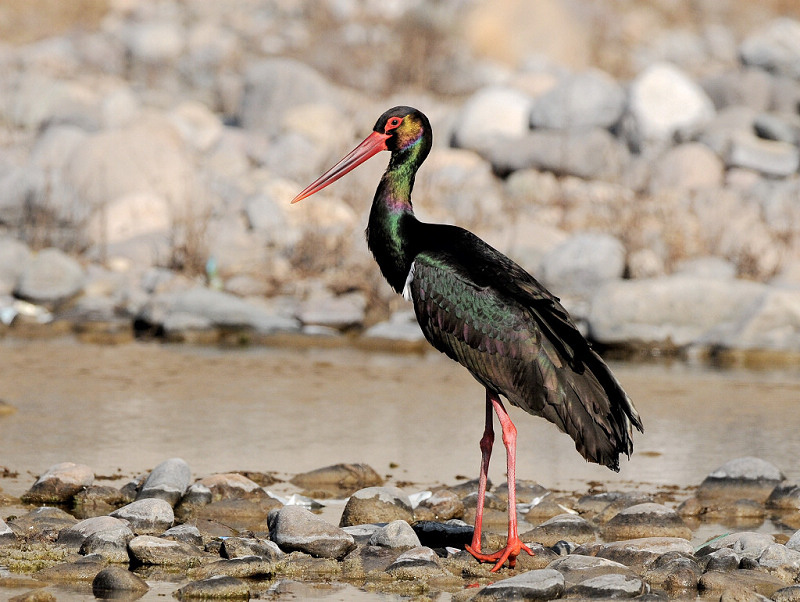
[1,338,800,599]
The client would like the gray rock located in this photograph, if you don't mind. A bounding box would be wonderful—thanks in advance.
[34,558,106,583]
[649,142,724,193]
[368,520,421,549]
[270,505,355,560]
[163,524,203,547]
[142,287,300,335]
[787,530,800,552]
[521,513,597,547]
[758,544,800,582]
[452,86,533,152]
[110,498,174,535]
[540,232,625,300]
[197,473,266,501]
[240,58,340,136]
[0,166,44,230]
[699,568,786,598]
[701,68,773,111]
[588,537,695,572]
[417,489,465,521]
[547,554,636,586]
[740,18,800,80]
[589,275,767,348]
[221,537,283,561]
[92,566,149,596]
[725,131,800,177]
[127,535,206,567]
[56,516,131,548]
[81,527,135,563]
[191,556,275,579]
[755,112,800,145]
[137,457,192,506]
[483,127,628,180]
[15,249,85,305]
[626,62,715,149]
[698,457,785,503]
[6,507,78,541]
[296,291,367,329]
[702,547,742,572]
[339,486,414,527]
[567,573,647,598]
[0,517,16,545]
[21,461,94,504]
[175,575,250,599]
[697,105,758,156]
[697,532,776,560]
[385,546,444,579]
[476,567,564,600]
[530,69,625,130]
[363,311,425,343]
[602,502,691,540]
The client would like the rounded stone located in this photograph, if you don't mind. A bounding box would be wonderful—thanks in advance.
[368,520,421,549]
[602,502,692,540]
[110,498,174,535]
[521,513,598,547]
[339,486,414,527]
[137,457,192,506]
[477,567,564,600]
[270,505,355,560]
[21,462,94,504]
[92,566,149,595]
[175,575,250,599]
[698,456,785,503]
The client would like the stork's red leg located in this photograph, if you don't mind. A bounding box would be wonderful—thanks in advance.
[465,390,494,555]
[466,391,534,572]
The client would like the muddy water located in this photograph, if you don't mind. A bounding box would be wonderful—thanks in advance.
[1,338,800,599]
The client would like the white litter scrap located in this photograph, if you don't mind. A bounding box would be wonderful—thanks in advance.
[408,490,432,508]
[266,490,325,510]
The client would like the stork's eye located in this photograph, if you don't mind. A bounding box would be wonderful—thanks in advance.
[384,117,403,132]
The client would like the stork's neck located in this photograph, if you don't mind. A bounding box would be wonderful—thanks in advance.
[366,161,419,294]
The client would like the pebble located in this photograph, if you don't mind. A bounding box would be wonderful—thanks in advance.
[697,456,785,503]
[56,515,131,548]
[127,535,207,567]
[289,463,383,498]
[452,86,533,152]
[602,502,692,540]
[476,568,564,600]
[339,486,414,527]
[416,489,465,521]
[384,546,446,580]
[547,554,636,586]
[196,473,266,501]
[221,537,283,561]
[740,18,800,80]
[270,505,356,560]
[8,507,78,540]
[521,513,597,547]
[367,520,421,549]
[136,457,192,506]
[21,461,94,504]
[566,572,647,598]
[91,566,149,596]
[110,498,175,535]
[174,575,250,599]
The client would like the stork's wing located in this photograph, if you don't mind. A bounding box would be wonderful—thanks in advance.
[408,235,642,471]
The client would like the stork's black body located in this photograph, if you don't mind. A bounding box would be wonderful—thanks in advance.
[292,106,643,571]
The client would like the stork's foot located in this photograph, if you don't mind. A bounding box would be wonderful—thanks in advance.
[465,538,534,572]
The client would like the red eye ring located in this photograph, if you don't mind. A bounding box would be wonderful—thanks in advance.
[384,117,403,133]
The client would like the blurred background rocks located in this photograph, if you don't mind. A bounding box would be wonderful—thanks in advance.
[1,0,800,357]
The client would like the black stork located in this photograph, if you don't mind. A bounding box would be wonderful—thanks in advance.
[291,106,643,572]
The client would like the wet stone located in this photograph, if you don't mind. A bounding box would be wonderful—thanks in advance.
[8,507,78,541]
[696,532,775,560]
[602,502,692,540]
[341,544,401,577]
[697,456,785,503]
[163,524,203,547]
[525,496,577,523]
[127,535,207,567]
[521,513,597,547]
[368,519,421,549]
[574,491,653,521]
[80,527,133,563]
[1,517,18,545]
[385,546,446,580]
[767,484,800,511]
[339,486,413,527]
[547,554,636,586]
[476,567,565,600]
[197,473,266,501]
[91,565,149,596]
[35,557,106,582]
[190,556,275,579]
[290,463,383,498]
[699,569,787,598]
[110,498,174,535]
[270,505,355,560]
[566,572,647,598]
[221,536,282,560]
[136,457,191,506]
[56,516,131,549]
[678,495,766,520]
[175,575,250,599]
[585,537,695,572]
[8,590,58,602]
[787,530,800,552]
[73,485,130,517]
[757,543,800,583]
[493,480,549,504]
[416,489,464,520]
[187,497,281,527]
[341,523,382,544]
[21,462,94,505]
[701,547,742,572]
[643,552,703,592]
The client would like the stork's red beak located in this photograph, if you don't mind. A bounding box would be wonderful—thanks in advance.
[291,131,391,204]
